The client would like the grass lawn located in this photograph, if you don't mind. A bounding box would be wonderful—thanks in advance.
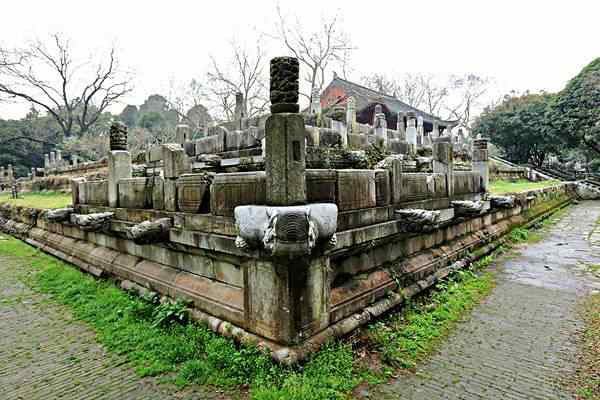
[489,179,562,195]
[0,191,72,209]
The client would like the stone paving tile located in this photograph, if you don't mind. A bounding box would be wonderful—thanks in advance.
[371,201,600,400]
[0,251,225,400]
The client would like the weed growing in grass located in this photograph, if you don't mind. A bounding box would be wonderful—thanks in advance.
[367,269,495,369]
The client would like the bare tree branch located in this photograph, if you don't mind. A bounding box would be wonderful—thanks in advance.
[275,5,354,105]
[0,33,133,137]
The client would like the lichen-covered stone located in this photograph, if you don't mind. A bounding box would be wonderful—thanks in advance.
[126,218,172,245]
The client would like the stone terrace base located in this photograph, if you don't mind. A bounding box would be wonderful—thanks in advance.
[0,184,576,364]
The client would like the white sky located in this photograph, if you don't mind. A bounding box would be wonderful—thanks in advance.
[0,0,598,119]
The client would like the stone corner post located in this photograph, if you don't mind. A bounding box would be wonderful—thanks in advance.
[108,122,132,208]
[406,112,418,155]
[472,137,489,192]
[265,56,306,206]
[433,137,454,198]
[244,57,331,346]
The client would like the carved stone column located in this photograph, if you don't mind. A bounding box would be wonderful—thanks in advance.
[108,122,132,207]
[265,57,306,206]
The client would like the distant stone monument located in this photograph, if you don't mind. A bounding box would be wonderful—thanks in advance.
[107,122,132,207]
[265,56,305,205]
[346,96,357,134]
[406,112,418,154]
[373,104,388,148]
[233,92,247,130]
[310,86,321,115]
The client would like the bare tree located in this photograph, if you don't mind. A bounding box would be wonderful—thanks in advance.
[0,33,133,138]
[205,39,269,121]
[276,5,354,104]
[166,78,212,132]
[445,74,491,130]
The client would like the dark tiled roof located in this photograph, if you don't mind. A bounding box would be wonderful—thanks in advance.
[323,77,456,125]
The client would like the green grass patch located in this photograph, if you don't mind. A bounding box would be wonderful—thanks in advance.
[0,191,72,209]
[489,179,561,195]
[571,294,600,399]
[366,269,495,369]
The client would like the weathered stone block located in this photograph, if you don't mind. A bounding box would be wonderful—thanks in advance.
[71,178,85,206]
[265,113,306,206]
[164,179,177,212]
[176,174,212,213]
[306,169,336,203]
[152,177,165,210]
[118,178,154,209]
[108,151,132,207]
[162,144,186,178]
[210,172,266,216]
[83,180,109,206]
[336,170,376,211]
[375,169,391,206]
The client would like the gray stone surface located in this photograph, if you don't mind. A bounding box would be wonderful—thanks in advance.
[265,113,306,205]
[371,201,600,400]
[234,203,337,256]
[108,151,132,208]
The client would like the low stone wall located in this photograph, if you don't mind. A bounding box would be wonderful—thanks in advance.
[0,182,576,363]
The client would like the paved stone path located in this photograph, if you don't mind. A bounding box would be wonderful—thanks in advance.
[0,249,223,400]
[373,201,600,400]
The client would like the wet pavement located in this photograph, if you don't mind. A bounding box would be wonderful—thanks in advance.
[372,201,600,400]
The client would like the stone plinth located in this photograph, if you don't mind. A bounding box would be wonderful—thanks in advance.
[336,170,376,211]
[118,178,154,209]
[306,169,337,203]
[210,172,266,216]
[265,113,306,206]
[108,151,132,208]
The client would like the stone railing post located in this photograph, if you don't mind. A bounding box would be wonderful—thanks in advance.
[373,104,388,148]
[108,122,132,208]
[472,137,489,192]
[406,112,418,155]
[397,111,406,140]
[346,96,356,134]
[50,152,56,169]
[44,154,50,169]
[265,57,306,206]
[433,136,454,198]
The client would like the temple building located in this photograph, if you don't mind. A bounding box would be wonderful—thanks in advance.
[320,75,457,134]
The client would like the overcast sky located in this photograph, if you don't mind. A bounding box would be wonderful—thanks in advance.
[0,0,598,119]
